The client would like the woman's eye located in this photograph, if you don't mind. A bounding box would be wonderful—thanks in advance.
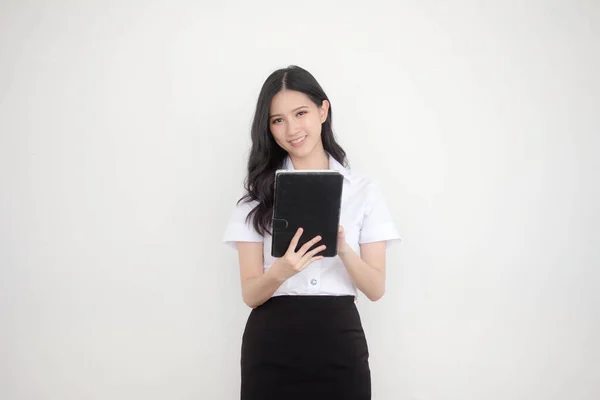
[297,111,306,116]
[272,118,283,124]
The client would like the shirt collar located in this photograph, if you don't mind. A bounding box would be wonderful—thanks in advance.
[282,152,354,184]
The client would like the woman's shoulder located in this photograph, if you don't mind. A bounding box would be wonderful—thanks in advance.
[227,195,260,221]
[345,168,385,194]
[222,194,263,248]
[344,169,402,245]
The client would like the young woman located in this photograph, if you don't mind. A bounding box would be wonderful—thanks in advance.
[222,65,401,400]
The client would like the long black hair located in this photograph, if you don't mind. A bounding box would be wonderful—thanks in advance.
[239,65,348,236]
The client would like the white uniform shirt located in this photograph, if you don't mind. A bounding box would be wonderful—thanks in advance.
[222,155,401,297]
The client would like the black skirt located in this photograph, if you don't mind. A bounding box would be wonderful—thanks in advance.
[240,295,371,400]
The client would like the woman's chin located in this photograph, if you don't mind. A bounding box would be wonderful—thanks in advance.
[286,143,312,157]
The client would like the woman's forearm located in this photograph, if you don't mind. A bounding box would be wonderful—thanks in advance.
[338,248,385,301]
[241,267,285,308]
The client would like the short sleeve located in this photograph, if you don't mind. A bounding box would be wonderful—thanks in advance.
[359,180,402,247]
[222,200,264,250]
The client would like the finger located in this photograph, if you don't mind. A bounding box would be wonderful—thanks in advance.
[338,225,346,241]
[298,235,323,255]
[299,245,326,265]
[307,244,327,258]
[299,255,324,271]
[287,227,304,253]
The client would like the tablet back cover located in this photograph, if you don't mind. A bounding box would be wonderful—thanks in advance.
[271,170,343,258]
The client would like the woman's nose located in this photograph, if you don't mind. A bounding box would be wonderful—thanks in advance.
[286,118,300,136]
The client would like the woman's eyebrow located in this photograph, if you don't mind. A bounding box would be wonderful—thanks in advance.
[269,106,309,118]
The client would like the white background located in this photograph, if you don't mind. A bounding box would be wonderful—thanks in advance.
[1,1,599,399]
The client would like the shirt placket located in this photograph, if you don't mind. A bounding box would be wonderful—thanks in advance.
[307,259,322,292]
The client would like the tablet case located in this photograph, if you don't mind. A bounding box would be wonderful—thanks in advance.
[271,170,344,258]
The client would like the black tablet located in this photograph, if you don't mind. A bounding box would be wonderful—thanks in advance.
[271,169,344,258]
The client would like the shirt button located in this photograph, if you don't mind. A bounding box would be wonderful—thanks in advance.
[310,278,317,285]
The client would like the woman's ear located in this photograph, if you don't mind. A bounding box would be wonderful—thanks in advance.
[319,100,330,123]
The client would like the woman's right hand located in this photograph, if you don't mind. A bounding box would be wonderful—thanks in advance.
[270,227,326,282]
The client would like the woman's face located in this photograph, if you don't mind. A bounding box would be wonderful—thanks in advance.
[268,89,329,158]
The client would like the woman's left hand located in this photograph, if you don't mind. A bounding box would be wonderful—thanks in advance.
[337,225,351,255]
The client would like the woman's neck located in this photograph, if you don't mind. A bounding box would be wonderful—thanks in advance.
[290,147,329,170]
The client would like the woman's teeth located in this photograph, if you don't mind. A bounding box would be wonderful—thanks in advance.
[290,136,306,145]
